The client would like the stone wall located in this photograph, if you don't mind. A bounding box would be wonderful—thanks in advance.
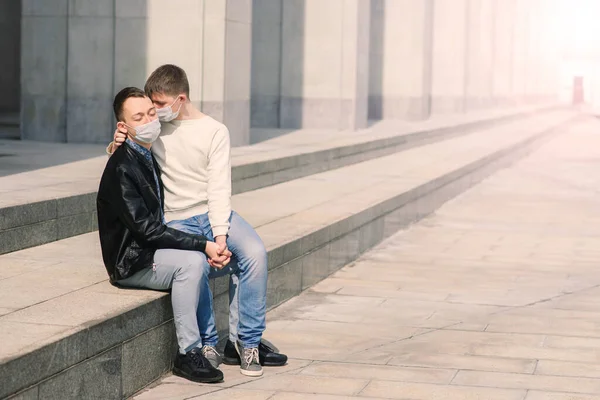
[13,0,562,143]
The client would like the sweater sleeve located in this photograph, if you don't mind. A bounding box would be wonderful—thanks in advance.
[207,126,232,237]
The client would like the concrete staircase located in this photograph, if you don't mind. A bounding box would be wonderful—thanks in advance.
[0,107,578,399]
[0,104,555,255]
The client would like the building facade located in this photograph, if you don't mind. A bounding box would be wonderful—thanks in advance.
[0,0,562,146]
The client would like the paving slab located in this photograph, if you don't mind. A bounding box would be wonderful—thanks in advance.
[136,116,600,399]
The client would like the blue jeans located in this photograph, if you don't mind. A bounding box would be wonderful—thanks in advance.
[168,211,267,348]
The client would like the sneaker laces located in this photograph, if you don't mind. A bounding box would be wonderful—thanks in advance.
[202,345,219,358]
[189,349,209,368]
[244,347,259,365]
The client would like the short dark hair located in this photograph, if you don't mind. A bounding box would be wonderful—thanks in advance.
[144,64,190,99]
[113,87,146,121]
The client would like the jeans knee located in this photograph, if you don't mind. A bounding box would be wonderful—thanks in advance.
[247,239,267,261]
[239,244,268,275]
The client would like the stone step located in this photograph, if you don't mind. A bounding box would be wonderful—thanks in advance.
[0,113,19,127]
[0,111,578,400]
[0,104,555,255]
[0,113,19,140]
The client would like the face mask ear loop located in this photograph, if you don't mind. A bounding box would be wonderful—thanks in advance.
[174,97,183,114]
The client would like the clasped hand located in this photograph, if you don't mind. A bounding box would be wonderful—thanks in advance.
[204,236,231,269]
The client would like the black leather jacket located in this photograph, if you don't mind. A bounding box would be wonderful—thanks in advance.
[97,142,207,282]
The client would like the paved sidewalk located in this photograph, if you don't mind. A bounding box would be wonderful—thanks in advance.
[135,117,600,399]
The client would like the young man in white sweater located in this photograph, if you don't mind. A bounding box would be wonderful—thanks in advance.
[109,65,286,377]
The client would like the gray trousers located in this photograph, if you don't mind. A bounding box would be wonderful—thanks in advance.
[118,248,217,354]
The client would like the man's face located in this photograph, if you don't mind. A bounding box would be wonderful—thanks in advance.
[150,92,181,109]
[121,96,157,127]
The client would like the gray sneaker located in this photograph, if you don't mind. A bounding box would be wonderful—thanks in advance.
[235,341,263,377]
[201,345,222,369]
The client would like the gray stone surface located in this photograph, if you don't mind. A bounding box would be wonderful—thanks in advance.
[279,0,370,131]
[0,111,578,398]
[0,0,21,114]
[212,274,230,298]
[38,347,122,400]
[0,328,88,399]
[7,387,38,400]
[212,292,231,339]
[250,0,282,129]
[113,13,147,90]
[86,295,172,358]
[329,230,361,270]
[0,220,57,255]
[120,119,593,399]
[66,10,115,143]
[122,323,175,398]
[266,258,303,309]
[22,0,68,16]
[301,244,331,290]
[69,0,113,16]
[20,15,68,141]
[224,100,251,147]
[0,201,57,231]
[56,193,96,217]
[358,217,385,254]
[56,213,93,241]
[430,96,467,114]
[280,98,364,130]
[368,0,433,122]
[369,96,432,120]
[15,0,562,143]
[200,0,253,147]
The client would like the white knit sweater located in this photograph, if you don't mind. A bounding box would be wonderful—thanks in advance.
[152,116,232,237]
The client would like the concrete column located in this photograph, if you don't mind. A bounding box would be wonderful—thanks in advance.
[524,0,539,103]
[66,0,115,143]
[492,0,515,106]
[533,0,547,102]
[430,0,468,114]
[250,0,282,128]
[21,0,69,141]
[545,0,561,102]
[535,0,559,103]
[202,0,252,146]
[510,0,529,103]
[465,0,495,110]
[368,0,433,120]
[280,0,371,130]
[0,0,21,113]
[116,0,211,117]
[114,1,154,92]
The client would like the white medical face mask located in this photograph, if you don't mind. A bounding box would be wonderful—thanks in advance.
[156,97,183,122]
[126,118,161,144]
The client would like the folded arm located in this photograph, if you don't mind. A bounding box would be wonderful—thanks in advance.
[115,167,208,252]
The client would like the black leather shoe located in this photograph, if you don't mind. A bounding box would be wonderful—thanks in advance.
[222,338,288,367]
[173,348,224,383]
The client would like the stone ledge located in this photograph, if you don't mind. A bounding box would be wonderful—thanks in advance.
[0,104,559,255]
[0,112,578,399]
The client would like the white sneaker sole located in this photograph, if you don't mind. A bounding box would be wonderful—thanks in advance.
[240,368,263,377]
[235,341,264,377]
